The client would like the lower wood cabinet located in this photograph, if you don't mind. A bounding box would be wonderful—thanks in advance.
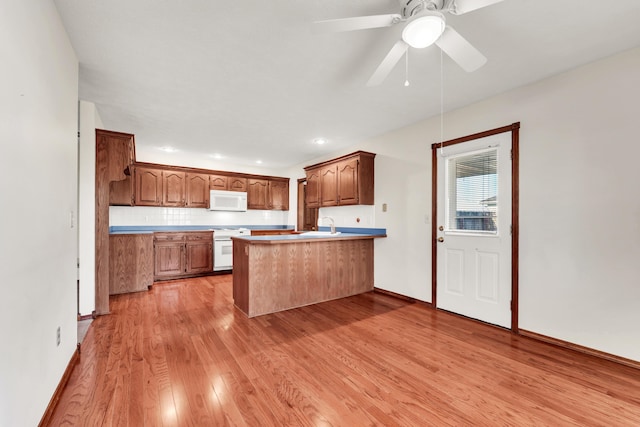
[109,233,154,295]
[153,231,213,281]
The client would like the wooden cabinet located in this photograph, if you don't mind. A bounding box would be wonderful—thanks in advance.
[337,157,359,205]
[153,231,213,280]
[186,173,209,208]
[153,233,185,278]
[269,179,289,210]
[134,166,163,206]
[305,169,320,209]
[247,179,269,209]
[209,174,228,191]
[210,174,247,192]
[320,165,339,207]
[247,178,289,210]
[304,151,375,207]
[162,170,185,206]
[96,129,136,315]
[109,233,154,294]
[228,176,247,192]
[116,162,286,210]
[133,167,186,207]
[185,233,213,274]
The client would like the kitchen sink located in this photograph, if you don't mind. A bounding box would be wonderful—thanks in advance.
[302,231,342,236]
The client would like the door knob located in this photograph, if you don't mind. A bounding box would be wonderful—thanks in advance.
[437,237,444,243]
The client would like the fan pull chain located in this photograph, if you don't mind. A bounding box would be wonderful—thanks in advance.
[439,48,444,156]
[404,50,410,87]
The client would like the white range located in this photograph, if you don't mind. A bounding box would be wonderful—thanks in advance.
[213,228,250,271]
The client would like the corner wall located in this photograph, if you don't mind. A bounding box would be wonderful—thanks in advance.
[0,1,79,425]
[344,47,640,362]
[78,101,104,316]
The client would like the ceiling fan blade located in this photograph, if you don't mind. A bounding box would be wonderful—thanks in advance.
[314,14,401,33]
[449,0,505,15]
[435,26,487,72]
[366,40,409,86]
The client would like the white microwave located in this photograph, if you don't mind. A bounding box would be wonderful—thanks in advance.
[208,190,247,211]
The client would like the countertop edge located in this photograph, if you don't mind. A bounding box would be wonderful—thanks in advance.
[232,234,386,244]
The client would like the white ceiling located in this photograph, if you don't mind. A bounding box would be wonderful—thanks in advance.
[53,0,640,169]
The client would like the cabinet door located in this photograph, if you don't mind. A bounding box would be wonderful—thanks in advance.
[185,240,213,274]
[247,179,268,209]
[163,170,186,206]
[337,158,359,205]
[320,165,338,207]
[305,168,321,208]
[134,167,163,206]
[154,240,184,277]
[209,174,228,190]
[228,177,247,192]
[269,179,289,210]
[186,173,209,208]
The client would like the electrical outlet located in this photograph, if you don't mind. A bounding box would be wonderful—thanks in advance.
[56,326,61,346]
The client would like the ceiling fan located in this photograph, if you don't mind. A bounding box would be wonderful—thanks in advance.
[315,0,505,86]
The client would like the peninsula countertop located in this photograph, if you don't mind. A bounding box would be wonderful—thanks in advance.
[232,228,386,244]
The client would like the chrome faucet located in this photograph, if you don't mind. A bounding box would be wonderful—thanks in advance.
[321,216,336,234]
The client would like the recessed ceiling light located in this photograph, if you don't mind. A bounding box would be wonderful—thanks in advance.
[256,160,263,164]
[158,146,178,153]
[313,138,327,145]
[210,153,223,159]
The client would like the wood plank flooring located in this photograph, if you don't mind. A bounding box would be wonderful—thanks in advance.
[47,275,640,426]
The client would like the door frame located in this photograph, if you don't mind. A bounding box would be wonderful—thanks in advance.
[297,178,318,232]
[431,122,520,332]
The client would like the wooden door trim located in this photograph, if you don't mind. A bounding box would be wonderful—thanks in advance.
[431,122,520,332]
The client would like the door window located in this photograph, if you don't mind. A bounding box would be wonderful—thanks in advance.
[446,148,498,234]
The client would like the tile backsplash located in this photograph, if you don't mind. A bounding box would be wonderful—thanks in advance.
[317,205,376,228]
[109,206,289,227]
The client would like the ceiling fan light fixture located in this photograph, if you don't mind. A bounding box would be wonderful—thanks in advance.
[402,13,445,48]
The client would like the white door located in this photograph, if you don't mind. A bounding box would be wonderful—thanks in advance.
[436,132,512,328]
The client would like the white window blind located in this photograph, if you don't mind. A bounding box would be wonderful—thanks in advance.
[446,148,498,233]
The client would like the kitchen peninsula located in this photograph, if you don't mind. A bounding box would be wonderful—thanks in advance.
[232,231,385,317]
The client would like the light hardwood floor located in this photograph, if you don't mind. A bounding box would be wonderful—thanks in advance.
[47,275,640,426]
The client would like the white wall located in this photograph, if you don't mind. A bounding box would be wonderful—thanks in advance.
[0,1,79,425]
[296,47,640,362]
[78,101,104,316]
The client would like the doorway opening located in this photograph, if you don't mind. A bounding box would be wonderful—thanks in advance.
[297,178,318,231]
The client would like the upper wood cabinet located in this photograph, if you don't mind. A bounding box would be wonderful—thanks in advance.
[337,157,359,205]
[247,178,289,210]
[247,179,269,209]
[106,131,136,206]
[112,161,287,210]
[305,169,320,209]
[304,151,375,207]
[134,166,163,206]
[162,170,185,206]
[209,174,228,191]
[210,174,247,192]
[320,165,339,207]
[269,179,289,210]
[133,166,185,207]
[228,176,247,192]
[186,173,209,208]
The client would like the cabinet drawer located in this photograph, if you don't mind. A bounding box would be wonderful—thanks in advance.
[154,232,186,242]
[185,231,213,241]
